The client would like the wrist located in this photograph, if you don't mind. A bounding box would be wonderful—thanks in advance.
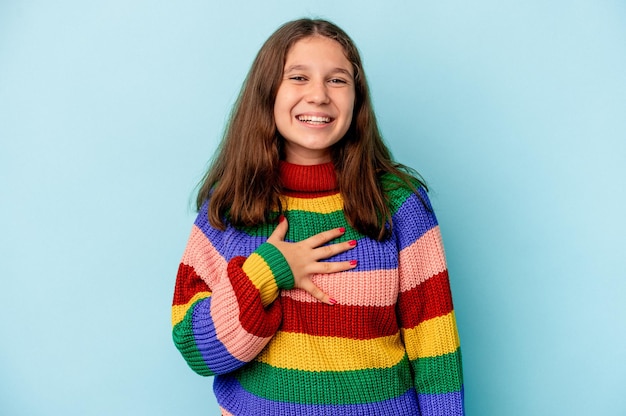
[243,242,295,291]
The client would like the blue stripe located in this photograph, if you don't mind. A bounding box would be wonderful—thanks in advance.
[195,188,439,271]
[195,202,268,260]
[191,297,245,374]
[417,387,465,416]
[392,188,439,251]
[214,375,421,416]
[196,200,400,272]
[318,236,398,270]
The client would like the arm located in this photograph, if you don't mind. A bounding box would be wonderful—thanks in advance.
[395,187,465,415]
[171,203,294,376]
[171,206,356,377]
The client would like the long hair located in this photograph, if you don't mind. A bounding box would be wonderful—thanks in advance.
[197,18,426,241]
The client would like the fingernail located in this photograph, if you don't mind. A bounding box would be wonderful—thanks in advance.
[329,298,338,305]
[338,227,346,233]
[350,260,358,266]
[278,215,285,223]
[348,240,357,246]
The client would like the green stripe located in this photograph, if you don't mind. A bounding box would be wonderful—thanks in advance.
[238,210,361,241]
[412,348,463,394]
[235,357,414,405]
[284,210,360,241]
[235,182,419,239]
[380,173,418,213]
[172,299,214,377]
[235,222,277,238]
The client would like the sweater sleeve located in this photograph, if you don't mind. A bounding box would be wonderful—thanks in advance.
[171,202,294,376]
[394,186,465,415]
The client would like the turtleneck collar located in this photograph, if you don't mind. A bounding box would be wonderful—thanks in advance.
[279,161,338,197]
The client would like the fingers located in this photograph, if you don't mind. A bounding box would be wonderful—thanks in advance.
[301,227,358,261]
[299,278,336,306]
[304,226,347,249]
[266,220,358,306]
[308,259,358,275]
[294,259,357,306]
[269,221,355,260]
[314,238,358,261]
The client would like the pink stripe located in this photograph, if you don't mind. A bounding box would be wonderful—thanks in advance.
[220,407,234,416]
[181,226,270,362]
[210,276,272,362]
[399,226,447,293]
[281,269,399,307]
[180,226,227,288]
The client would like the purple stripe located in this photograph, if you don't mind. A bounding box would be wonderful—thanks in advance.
[195,189,438,271]
[195,203,267,260]
[417,387,465,416]
[392,188,439,251]
[191,297,245,374]
[196,201,400,272]
[319,236,398,270]
[214,375,421,415]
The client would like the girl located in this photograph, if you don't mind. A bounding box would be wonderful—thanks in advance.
[172,18,464,416]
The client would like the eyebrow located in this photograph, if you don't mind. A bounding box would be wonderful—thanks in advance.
[284,64,353,77]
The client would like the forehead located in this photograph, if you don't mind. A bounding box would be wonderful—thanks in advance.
[284,36,353,74]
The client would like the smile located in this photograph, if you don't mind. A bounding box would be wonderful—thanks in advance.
[297,115,332,125]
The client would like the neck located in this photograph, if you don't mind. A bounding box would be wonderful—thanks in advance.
[283,145,331,166]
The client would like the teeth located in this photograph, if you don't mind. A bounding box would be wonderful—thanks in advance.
[298,115,331,123]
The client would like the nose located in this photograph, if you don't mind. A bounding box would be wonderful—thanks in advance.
[305,80,330,104]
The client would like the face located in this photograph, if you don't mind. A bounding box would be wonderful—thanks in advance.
[274,36,356,165]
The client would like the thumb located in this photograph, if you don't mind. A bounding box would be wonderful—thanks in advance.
[267,215,288,243]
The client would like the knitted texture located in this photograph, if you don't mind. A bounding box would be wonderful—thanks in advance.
[172,161,464,415]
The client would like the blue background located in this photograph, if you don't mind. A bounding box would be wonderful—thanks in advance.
[1,1,625,415]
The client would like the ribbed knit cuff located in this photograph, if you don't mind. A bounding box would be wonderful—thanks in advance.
[248,242,295,290]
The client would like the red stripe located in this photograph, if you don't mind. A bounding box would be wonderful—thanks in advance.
[172,263,210,306]
[280,296,398,339]
[397,270,454,329]
[281,189,338,198]
[227,256,282,338]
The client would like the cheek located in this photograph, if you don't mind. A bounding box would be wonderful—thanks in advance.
[273,97,287,124]
[274,91,294,119]
[273,103,280,123]
[343,89,356,114]
[343,97,356,126]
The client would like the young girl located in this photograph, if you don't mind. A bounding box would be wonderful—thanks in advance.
[171,18,464,416]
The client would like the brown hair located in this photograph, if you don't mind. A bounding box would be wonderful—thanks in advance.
[196,18,426,241]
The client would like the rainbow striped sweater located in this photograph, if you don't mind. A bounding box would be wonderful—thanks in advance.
[172,162,464,415]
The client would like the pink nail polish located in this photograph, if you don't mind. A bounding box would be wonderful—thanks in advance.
[338,227,346,233]
[348,240,357,246]
[329,298,338,305]
[350,260,358,266]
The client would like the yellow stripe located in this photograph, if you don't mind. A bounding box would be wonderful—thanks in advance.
[402,311,460,360]
[242,253,278,306]
[171,291,211,327]
[256,331,406,372]
[281,194,343,214]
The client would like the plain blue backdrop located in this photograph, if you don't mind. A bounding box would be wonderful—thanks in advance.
[1,1,625,415]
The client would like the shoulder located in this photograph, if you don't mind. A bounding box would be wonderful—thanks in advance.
[193,198,217,234]
[381,173,439,243]
[380,172,432,214]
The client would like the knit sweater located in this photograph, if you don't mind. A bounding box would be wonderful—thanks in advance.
[172,162,464,415]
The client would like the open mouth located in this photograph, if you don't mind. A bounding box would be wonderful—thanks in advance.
[297,115,333,125]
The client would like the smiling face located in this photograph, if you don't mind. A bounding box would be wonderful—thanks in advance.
[274,36,356,165]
